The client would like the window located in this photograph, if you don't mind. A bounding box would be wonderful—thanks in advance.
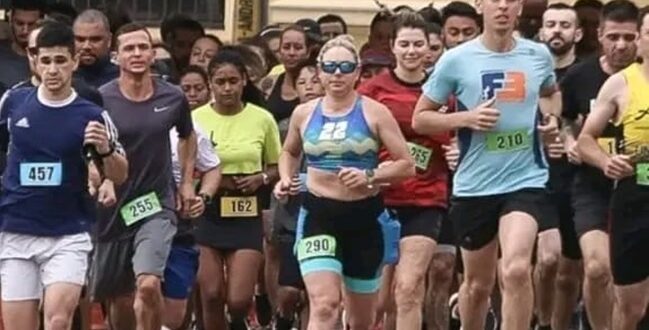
[32,0,225,28]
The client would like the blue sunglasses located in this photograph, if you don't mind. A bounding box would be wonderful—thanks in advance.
[320,61,358,74]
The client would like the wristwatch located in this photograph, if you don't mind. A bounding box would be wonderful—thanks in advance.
[365,169,375,189]
[199,193,213,205]
[97,141,116,158]
[261,172,270,185]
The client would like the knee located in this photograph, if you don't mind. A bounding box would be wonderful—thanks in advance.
[584,259,611,286]
[432,258,455,286]
[394,276,424,311]
[556,269,580,291]
[348,315,373,330]
[136,275,161,304]
[200,281,225,307]
[501,260,532,289]
[537,252,559,276]
[278,287,302,314]
[309,293,340,323]
[227,295,253,318]
[46,314,72,330]
[463,276,494,301]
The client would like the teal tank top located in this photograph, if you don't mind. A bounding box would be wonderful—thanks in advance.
[303,97,379,171]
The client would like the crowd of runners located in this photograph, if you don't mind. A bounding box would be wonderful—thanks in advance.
[0,0,647,329]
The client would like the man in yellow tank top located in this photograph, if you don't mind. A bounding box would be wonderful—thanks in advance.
[577,8,649,329]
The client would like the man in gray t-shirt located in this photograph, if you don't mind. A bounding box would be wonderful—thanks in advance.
[88,24,197,330]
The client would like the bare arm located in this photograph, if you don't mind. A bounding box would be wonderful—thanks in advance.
[278,104,309,182]
[198,166,221,198]
[372,102,415,184]
[539,85,562,117]
[101,150,128,185]
[84,115,128,185]
[412,95,470,135]
[178,131,198,187]
[577,74,623,170]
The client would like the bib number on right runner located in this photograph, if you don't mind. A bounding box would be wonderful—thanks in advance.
[636,163,649,186]
[407,142,433,170]
[120,192,162,226]
[598,138,617,156]
[296,235,336,262]
[485,130,530,153]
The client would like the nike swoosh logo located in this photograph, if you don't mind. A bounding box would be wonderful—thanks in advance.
[154,106,170,112]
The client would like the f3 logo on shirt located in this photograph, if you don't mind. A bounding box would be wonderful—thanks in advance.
[481,71,526,102]
[319,121,348,141]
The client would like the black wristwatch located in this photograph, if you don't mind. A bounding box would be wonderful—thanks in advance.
[199,193,213,205]
[97,142,116,158]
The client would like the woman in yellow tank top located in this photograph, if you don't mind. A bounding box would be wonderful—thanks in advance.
[192,48,282,330]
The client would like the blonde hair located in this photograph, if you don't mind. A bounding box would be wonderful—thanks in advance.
[317,34,360,63]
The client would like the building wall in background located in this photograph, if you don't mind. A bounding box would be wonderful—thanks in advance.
[267,0,649,46]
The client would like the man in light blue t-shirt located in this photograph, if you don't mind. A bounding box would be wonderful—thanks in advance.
[412,0,562,327]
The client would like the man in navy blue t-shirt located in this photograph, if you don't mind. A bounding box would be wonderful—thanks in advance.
[0,22,127,329]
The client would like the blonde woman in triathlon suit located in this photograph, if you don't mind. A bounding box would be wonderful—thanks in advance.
[274,35,415,330]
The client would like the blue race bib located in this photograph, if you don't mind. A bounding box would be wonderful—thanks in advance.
[20,162,62,186]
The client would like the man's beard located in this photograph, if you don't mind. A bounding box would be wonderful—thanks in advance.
[546,37,574,56]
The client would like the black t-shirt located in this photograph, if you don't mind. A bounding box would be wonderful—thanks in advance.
[547,57,581,193]
[97,78,193,240]
[559,55,614,191]
[267,73,300,122]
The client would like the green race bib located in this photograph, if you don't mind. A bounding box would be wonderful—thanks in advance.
[296,235,336,262]
[486,129,531,153]
[407,142,433,170]
[120,192,162,226]
[636,163,649,186]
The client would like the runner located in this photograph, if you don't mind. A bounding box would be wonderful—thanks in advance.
[271,59,325,330]
[412,0,561,327]
[535,4,583,329]
[192,49,281,330]
[261,25,310,120]
[14,23,104,107]
[578,9,649,329]
[162,99,221,330]
[358,11,450,330]
[179,65,212,110]
[189,35,222,74]
[89,22,198,330]
[261,25,311,323]
[0,21,127,330]
[559,1,639,328]
[274,34,414,330]
[423,22,444,71]
[440,1,481,49]
[73,9,119,88]
[424,3,481,329]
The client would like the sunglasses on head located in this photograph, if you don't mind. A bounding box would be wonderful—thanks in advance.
[320,61,358,74]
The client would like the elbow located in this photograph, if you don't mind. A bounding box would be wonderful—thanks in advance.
[401,157,416,179]
[575,133,588,153]
[411,114,425,135]
[406,160,416,178]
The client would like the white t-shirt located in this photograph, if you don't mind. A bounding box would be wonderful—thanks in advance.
[170,124,220,185]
